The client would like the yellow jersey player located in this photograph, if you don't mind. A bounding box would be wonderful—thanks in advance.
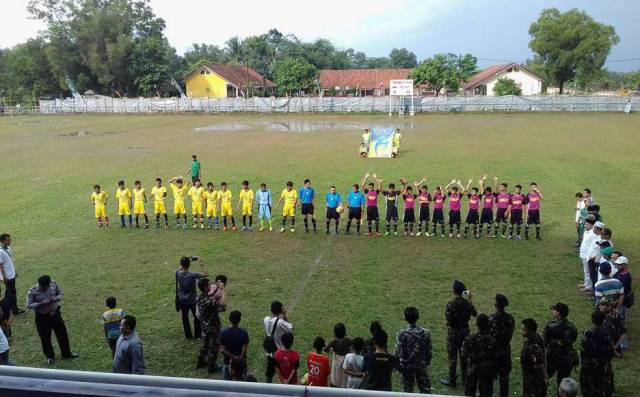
[238,180,255,232]
[151,178,168,228]
[91,184,109,227]
[204,182,220,230]
[218,182,236,231]
[115,180,133,228]
[276,181,298,233]
[188,178,206,229]
[132,180,149,229]
[168,176,191,229]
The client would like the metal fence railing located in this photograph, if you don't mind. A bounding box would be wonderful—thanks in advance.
[0,95,637,115]
[0,366,453,397]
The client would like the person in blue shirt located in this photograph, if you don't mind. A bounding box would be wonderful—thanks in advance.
[325,186,342,235]
[255,183,273,232]
[346,184,366,235]
[299,179,316,233]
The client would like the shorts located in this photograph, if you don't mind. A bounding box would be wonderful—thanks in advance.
[510,209,523,224]
[221,204,233,217]
[432,208,444,223]
[118,203,131,216]
[174,201,186,215]
[206,204,218,217]
[449,210,461,225]
[418,206,430,222]
[259,204,271,219]
[480,208,494,223]
[385,206,399,222]
[154,201,167,215]
[366,206,379,221]
[348,207,362,220]
[326,207,339,220]
[403,208,415,222]
[242,204,252,216]
[192,202,204,216]
[465,209,479,224]
[496,207,508,222]
[94,204,107,218]
[301,203,314,216]
[527,209,540,225]
[283,204,295,217]
[134,201,145,215]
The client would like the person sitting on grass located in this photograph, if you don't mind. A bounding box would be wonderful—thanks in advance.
[359,142,368,158]
[275,331,300,384]
[307,336,331,387]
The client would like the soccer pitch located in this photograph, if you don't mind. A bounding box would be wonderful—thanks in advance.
[1,112,638,395]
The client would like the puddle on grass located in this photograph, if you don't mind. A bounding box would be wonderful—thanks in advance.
[194,119,415,133]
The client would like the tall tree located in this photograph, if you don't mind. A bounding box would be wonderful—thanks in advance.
[410,53,477,96]
[29,0,175,96]
[388,48,417,68]
[529,8,619,94]
[224,36,245,64]
[2,39,58,103]
[183,43,226,71]
[273,57,318,96]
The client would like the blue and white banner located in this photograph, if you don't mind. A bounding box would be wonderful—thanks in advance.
[368,128,394,158]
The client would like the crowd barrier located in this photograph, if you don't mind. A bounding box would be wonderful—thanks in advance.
[28,95,640,114]
[0,366,454,397]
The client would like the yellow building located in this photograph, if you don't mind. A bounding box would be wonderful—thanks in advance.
[184,64,276,98]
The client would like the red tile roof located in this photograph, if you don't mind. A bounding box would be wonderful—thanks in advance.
[185,64,276,88]
[319,68,413,90]
[462,63,544,90]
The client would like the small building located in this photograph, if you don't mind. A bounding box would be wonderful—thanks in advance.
[319,68,418,96]
[184,64,276,98]
[462,63,545,96]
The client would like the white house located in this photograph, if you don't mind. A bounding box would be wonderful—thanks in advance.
[462,63,545,96]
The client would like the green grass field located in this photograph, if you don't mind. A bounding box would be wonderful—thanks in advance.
[0,112,638,395]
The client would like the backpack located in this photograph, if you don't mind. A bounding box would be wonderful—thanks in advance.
[263,318,280,353]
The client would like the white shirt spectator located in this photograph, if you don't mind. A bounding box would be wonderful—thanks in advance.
[343,352,364,389]
[579,229,595,259]
[575,199,586,223]
[0,327,8,354]
[263,315,293,352]
[0,246,16,281]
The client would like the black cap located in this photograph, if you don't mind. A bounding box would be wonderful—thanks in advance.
[550,302,569,317]
[453,280,466,294]
[495,293,509,308]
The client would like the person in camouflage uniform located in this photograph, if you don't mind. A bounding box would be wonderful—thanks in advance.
[581,310,614,397]
[440,280,477,388]
[196,278,221,373]
[461,314,497,397]
[520,318,548,397]
[599,296,626,355]
[488,294,515,397]
[395,306,432,393]
[543,303,578,393]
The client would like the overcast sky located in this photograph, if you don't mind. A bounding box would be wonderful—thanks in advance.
[1,0,638,71]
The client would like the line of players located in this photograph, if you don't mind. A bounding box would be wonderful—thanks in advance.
[90,173,543,240]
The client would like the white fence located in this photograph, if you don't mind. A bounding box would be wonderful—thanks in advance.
[0,366,454,397]
[29,95,640,114]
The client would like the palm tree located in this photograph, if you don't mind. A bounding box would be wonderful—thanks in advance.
[225,36,245,65]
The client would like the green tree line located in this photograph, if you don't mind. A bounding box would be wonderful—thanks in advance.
[0,2,635,104]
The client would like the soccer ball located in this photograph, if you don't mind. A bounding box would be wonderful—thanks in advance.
[336,204,344,213]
